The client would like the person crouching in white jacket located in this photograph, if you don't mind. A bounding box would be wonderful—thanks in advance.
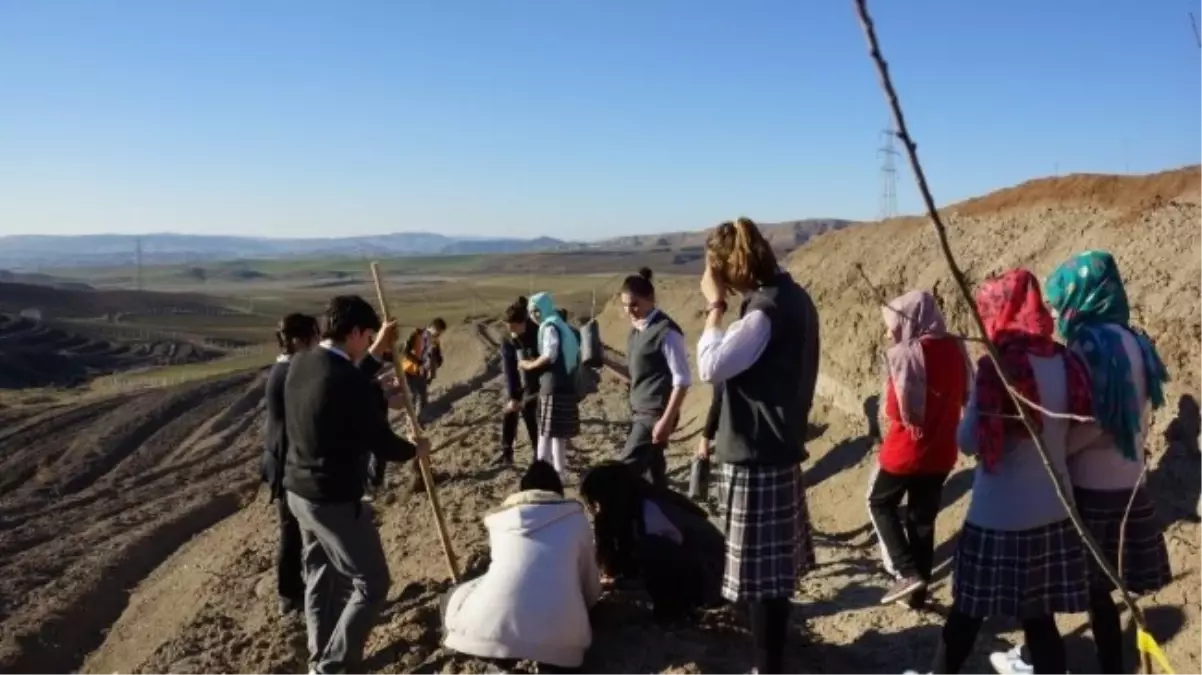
[441,460,601,671]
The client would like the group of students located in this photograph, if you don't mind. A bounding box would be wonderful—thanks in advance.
[868,251,1172,674]
[258,219,1172,675]
[455,218,822,674]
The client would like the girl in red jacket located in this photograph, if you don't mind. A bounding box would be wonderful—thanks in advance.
[867,290,968,607]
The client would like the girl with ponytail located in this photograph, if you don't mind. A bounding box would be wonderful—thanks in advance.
[695,217,821,673]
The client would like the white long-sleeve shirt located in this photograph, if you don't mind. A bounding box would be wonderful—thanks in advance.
[696,310,772,383]
[634,309,692,388]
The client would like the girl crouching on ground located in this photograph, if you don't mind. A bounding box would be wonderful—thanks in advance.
[441,461,600,672]
[579,461,725,621]
[920,269,1094,674]
[991,251,1172,675]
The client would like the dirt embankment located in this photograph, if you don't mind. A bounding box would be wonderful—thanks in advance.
[0,313,220,389]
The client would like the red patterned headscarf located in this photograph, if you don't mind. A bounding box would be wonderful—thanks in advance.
[973,269,1092,472]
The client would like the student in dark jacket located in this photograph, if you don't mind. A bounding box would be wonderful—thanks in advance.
[284,295,431,675]
[496,297,540,465]
[620,267,690,489]
[262,312,319,617]
[579,461,725,621]
[696,217,820,674]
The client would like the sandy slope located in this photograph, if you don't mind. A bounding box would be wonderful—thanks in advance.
[0,168,1198,674]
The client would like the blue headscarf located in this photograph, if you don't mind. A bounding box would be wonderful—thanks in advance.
[529,292,579,374]
[1044,250,1168,460]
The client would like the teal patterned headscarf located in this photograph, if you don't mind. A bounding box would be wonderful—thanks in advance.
[1044,250,1168,460]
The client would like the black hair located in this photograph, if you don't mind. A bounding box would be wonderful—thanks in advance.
[503,296,529,324]
[321,295,381,341]
[276,313,319,355]
[520,460,564,495]
[620,267,655,300]
[579,461,647,578]
[430,317,447,332]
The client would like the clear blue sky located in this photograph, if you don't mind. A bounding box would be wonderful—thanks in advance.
[1,1,1198,240]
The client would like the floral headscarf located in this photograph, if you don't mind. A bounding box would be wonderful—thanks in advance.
[1044,250,1168,460]
[973,269,1092,472]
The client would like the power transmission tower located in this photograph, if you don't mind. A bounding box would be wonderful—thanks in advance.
[135,237,144,291]
[877,128,900,220]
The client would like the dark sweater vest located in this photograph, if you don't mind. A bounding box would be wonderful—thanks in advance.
[715,272,820,466]
[627,310,682,419]
[501,319,541,400]
[535,323,576,395]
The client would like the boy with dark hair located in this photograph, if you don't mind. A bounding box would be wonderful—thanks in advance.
[284,294,430,674]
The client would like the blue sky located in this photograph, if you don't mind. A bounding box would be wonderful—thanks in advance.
[1,1,1198,240]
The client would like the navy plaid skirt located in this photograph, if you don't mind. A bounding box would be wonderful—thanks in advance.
[538,393,579,439]
[718,463,815,602]
[953,519,1090,619]
[1075,486,1171,594]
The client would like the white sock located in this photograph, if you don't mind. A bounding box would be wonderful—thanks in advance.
[537,436,554,465]
[550,438,568,477]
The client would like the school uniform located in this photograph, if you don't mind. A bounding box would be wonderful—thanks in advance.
[499,320,540,462]
[623,309,690,489]
[699,272,820,604]
[283,343,418,674]
[262,354,303,612]
[535,322,580,440]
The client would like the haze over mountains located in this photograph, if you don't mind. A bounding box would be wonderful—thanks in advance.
[0,218,854,270]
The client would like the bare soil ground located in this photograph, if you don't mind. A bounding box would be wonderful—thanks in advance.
[0,167,1197,674]
[0,313,220,389]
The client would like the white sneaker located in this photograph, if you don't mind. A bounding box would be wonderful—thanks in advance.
[989,646,1033,675]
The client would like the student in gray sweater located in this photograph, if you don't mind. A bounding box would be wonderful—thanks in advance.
[919,269,1094,675]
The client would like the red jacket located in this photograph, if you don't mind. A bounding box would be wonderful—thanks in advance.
[878,336,967,475]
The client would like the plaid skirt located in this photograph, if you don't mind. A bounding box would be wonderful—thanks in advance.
[717,463,815,602]
[952,519,1089,619]
[1075,486,1172,594]
[538,393,579,439]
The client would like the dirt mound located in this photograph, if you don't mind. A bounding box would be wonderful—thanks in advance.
[0,313,221,389]
[948,164,1201,218]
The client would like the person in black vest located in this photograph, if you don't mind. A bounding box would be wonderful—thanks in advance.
[518,292,581,480]
[694,217,820,675]
[496,296,540,465]
[620,267,691,488]
[284,295,431,674]
[262,312,320,617]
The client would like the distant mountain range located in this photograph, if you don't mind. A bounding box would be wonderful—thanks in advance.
[0,218,857,270]
[0,232,570,270]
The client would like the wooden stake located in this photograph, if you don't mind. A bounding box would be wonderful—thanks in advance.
[369,262,461,583]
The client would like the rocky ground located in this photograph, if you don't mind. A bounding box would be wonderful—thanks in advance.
[0,167,1197,674]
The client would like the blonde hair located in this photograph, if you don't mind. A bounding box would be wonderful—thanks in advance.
[705,217,778,290]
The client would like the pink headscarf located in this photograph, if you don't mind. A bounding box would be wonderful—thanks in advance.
[882,290,958,437]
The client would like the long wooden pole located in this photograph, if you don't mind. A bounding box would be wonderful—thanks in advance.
[369,262,461,582]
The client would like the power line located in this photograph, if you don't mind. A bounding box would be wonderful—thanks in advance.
[877,128,899,220]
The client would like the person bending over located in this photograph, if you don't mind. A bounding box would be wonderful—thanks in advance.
[441,461,600,672]
[579,461,724,621]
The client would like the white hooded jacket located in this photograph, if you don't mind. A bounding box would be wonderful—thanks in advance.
[442,490,601,668]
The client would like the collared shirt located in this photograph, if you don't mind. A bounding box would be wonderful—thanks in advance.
[319,339,351,362]
[634,309,692,388]
[696,310,772,383]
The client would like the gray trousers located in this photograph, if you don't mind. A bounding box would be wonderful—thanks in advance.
[287,492,391,674]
